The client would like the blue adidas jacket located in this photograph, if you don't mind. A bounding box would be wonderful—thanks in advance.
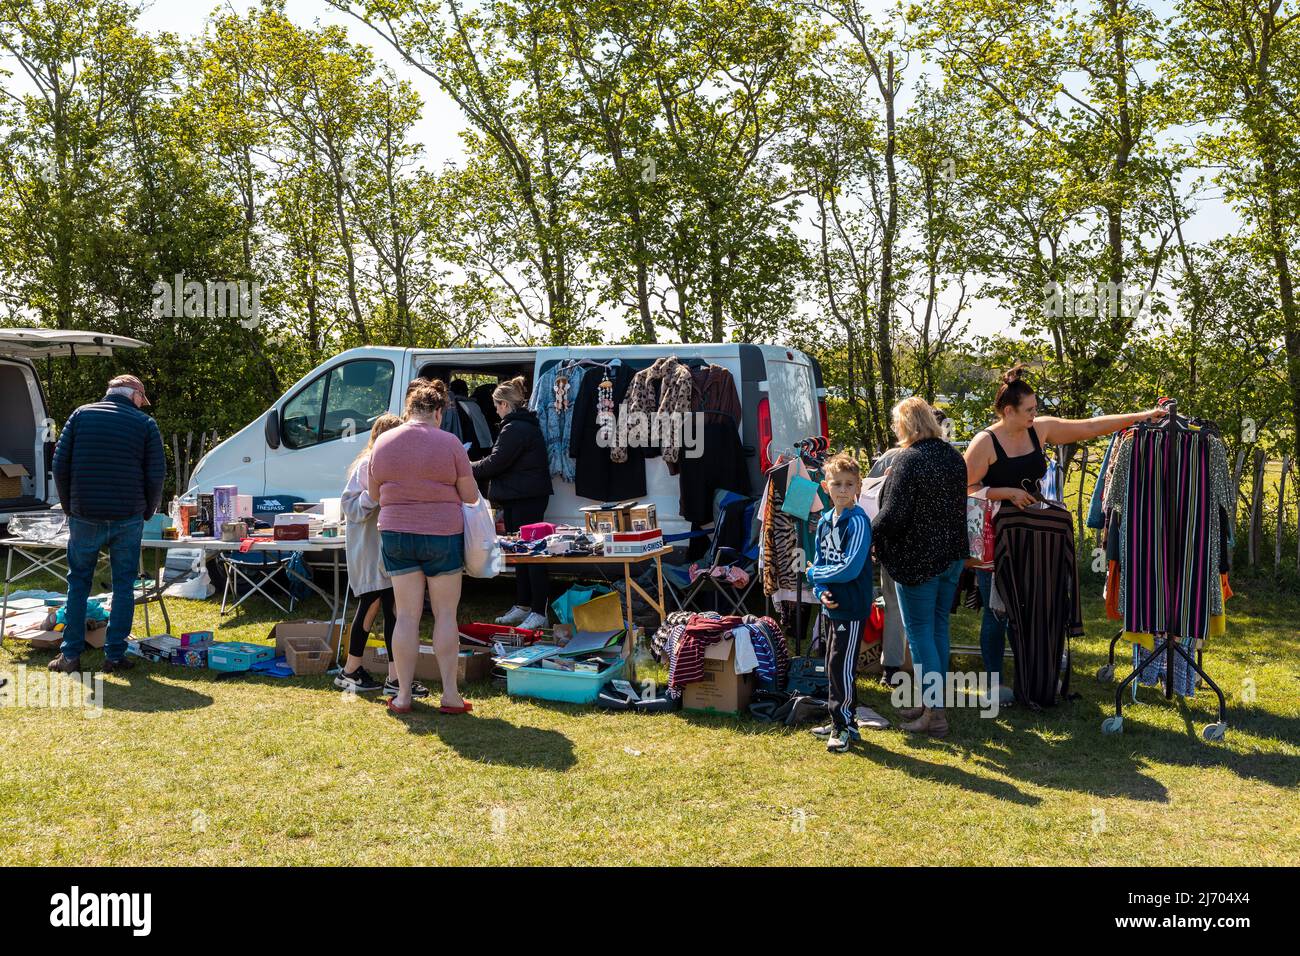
[806,503,873,622]
[52,394,166,521]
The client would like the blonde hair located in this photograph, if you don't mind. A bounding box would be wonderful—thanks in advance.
[351,413,403,472]
[492,375,528,409]
[823,452,862,483]
[892,396,943,446]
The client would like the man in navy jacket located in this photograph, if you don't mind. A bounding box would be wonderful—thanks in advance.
[47,374,165,673]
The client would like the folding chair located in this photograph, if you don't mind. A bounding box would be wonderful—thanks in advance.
[662,490,760,615]
[217,495,303,619]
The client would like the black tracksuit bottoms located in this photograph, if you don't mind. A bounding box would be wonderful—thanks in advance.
[826,617,864,731]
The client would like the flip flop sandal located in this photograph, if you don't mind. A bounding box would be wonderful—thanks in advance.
[438,701,473,714]
[386,698,412,715]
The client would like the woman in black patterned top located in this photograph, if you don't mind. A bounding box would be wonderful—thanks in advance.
[872,398,968,739]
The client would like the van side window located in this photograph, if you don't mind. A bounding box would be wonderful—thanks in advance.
[323,361,395,441]
[281,359,395,450]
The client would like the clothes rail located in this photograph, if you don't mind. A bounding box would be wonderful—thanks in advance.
[1098,397,1229,741]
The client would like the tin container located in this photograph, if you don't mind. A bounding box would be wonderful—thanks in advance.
[221,521,247,542]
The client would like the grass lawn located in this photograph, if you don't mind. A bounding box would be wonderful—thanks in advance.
[1,559,1297,866]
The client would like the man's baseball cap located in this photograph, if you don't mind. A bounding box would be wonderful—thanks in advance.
[108,374,151,406]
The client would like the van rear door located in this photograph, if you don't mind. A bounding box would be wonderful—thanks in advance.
[751,346,825,471]
[0,329,148,522]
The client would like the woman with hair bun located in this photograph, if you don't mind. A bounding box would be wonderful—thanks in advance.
[369,378,481,714]
[473,375,554,630]
[964,363,1164,689]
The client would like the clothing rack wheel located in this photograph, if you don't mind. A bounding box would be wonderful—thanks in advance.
[1096,628,1123,683]
[1101,632,1228,740]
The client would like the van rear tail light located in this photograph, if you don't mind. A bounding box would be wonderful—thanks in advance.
[818,399,829,443]
[758,397,773,471]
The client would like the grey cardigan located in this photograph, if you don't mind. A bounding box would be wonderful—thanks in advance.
[342,456,389,595]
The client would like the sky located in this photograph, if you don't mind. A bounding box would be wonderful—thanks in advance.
[104,2,1244,343]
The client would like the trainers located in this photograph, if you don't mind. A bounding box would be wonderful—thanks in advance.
[334,666,383,693]
[826,729,853,753]
[47,654,81,674]
[383,677,430,699]
[519,611,547,630]
[810,723,835,738]
[495,605,530,626]
[103,657,134,673]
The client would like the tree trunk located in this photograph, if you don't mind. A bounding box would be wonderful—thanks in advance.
[1276,455,1290,571]
[1249,450,1265,566]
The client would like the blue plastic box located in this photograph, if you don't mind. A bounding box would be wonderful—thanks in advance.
[506,655,626,704]
[208,641,275,672]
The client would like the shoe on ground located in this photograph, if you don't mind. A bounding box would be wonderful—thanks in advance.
[810,723,834,738]
[495,605,530,626]
[383,677,430,699]
[103,657,134,673]
[519,611,547,630]
[902,707,949,738]
[901,708,931,733]
[335,666,383,693]
[879,665,900,686]
[826,729,854,753]
[47,654,81,673]
[896,705,925,721]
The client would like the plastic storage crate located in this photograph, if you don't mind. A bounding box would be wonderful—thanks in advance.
[506,655,626,704]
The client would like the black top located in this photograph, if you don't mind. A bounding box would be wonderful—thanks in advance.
[981,425,1047,492]
[472,408,553,503]
[872,437,968,586]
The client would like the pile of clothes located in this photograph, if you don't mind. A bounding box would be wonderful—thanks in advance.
[652,611,789,699]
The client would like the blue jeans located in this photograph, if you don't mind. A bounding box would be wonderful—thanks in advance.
[975,568,1008,678]
[62,516,143,661]
[895,558,963,708]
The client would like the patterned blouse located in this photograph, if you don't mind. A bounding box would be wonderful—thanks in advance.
[872,437,969,586]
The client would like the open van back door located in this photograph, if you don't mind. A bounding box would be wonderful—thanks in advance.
[0,328,148,359]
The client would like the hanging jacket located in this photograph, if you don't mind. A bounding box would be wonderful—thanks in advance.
[532,362,587,481]
[614,356,694,465]
[52,393,165,521]
[569,363,646,502]
[473,408,553,503]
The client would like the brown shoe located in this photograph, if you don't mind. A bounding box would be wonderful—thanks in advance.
[103,657,135,673]
[897,706,925,721]
[47,654,81,673]
[901,707,931,732]
[927,707,950,739]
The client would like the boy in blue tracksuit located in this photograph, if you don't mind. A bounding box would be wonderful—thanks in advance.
[805,453,873,752]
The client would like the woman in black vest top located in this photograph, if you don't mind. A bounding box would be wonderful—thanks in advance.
[964,364,1164,691]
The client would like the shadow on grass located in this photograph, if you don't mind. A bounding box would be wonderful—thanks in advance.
[390,711,577,771]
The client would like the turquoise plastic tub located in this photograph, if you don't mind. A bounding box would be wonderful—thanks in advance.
[506,656,626,705]
[208,641,274,672]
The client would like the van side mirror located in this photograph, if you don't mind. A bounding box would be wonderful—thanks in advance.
[264,409,281,449]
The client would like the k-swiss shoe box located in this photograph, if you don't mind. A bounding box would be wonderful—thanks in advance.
[603,528,664,557]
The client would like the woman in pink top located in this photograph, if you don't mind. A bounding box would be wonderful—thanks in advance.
[369,379,480,714]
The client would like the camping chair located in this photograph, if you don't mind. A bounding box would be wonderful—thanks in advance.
[218,495,304,619]
[662,490,761,616]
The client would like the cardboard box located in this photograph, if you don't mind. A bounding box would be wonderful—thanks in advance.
[0,462,30,499]
[284,636,331,675]
[360,642,494,684]
[271,620,342,657]
[580,499,651,533]
[681,640,754,715]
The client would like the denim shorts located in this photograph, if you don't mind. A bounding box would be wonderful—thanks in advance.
[380,531,465,577]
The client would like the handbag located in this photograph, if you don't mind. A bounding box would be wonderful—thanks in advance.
[462,497,503,578]
[786,656,830,698]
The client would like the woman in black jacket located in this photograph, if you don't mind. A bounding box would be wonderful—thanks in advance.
[473,376,554,629]
[872,397,968,739]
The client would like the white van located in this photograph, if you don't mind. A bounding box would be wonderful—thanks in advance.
[0,329,148,527]
[187,343,827,535]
